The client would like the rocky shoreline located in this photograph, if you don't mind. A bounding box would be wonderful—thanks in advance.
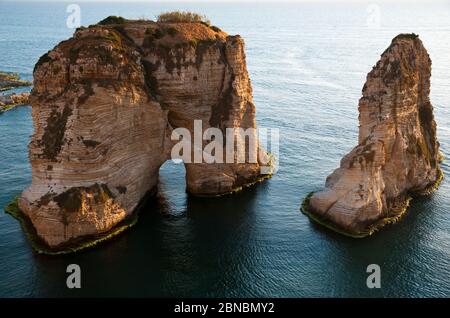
[0,71,31,91]
[0,71,31,114]
[0,92,30,113]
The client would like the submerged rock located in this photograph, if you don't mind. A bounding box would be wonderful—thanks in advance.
[17,17,272,251]
[303,34,442,237]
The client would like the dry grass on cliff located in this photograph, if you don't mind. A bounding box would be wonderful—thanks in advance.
[166,23,225,42]
[155,11,226,40]
[143,20,227,48]
[157,11,211,25]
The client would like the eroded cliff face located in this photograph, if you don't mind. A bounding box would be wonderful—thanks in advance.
[18,19,272,249]
[304,34,442,236]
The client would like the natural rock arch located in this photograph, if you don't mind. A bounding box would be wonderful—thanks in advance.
[17,19,273,251]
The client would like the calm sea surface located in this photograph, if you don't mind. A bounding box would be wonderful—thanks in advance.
[0,1,449,297]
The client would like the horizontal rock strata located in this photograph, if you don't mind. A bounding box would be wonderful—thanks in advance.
[17,17,273,250]
[303,34,443,237]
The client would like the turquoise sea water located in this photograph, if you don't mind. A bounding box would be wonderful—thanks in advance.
[0,1,449,297]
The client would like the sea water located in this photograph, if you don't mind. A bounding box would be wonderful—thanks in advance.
[0,1,449,297]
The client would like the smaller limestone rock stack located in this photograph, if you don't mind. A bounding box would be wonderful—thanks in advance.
[303,34,443,237]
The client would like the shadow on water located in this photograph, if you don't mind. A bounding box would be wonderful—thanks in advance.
[29,162,269,297]
[303,187,447,297]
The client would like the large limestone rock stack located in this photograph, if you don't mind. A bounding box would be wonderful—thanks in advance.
[303,34,442,237]
[18,17,272,250]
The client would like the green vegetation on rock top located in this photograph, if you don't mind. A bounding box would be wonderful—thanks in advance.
[97,16,128,25]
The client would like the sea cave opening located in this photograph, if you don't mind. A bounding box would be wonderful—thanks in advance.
[157,159,187,215]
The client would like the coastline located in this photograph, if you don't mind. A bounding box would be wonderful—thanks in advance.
[0,71,31,114]
[0,71,31,92]
[0,100,30,114]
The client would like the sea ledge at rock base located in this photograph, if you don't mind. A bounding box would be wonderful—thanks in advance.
[301,165,443,238]
[6,172,273,254]
[5,194,141,255]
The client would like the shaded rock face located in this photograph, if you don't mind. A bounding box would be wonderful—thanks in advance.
[307,34,442,236]
[19,20,271,248]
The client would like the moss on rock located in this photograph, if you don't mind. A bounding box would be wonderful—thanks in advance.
[301,165,444,238]
[4,187,155,255]
[97,16,128,26]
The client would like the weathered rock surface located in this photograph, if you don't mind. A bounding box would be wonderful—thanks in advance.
[18,18,272,249]
[304,34,442,237]
[0,92,30,113]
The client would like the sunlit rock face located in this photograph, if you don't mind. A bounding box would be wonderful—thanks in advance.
[18,19,272,248]
[305,34,442,236]
[0,92,30,112]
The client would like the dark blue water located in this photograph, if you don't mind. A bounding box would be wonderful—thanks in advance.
[1,1,449,297]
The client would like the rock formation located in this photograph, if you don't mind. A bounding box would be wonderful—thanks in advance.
[17,17,272,251]
[303,34,443,237]
[0,71,31,91]
[0,71,31,113]
[0,92,30,113]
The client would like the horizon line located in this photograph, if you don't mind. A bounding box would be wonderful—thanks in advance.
[3,0,445,3]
